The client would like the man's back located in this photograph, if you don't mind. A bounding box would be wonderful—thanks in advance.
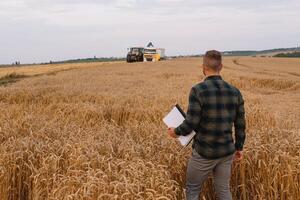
[174,75,246,159]
[193,75,245,158]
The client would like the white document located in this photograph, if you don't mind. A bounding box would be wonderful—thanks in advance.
[163,105,196,146]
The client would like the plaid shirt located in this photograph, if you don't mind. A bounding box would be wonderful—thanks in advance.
[174,75,246,159]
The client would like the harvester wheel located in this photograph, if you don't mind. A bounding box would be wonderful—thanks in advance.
[139,55,144,62]
[127,55,131,63]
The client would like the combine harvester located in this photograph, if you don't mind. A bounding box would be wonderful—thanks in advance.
[143,42,166,62]
[126,42,165,63]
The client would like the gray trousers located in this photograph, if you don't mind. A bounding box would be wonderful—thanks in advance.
[186,149,234,200]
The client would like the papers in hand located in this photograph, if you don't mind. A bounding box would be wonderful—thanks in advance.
[163,104,196,146]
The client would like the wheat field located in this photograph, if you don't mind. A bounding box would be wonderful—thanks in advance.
[0,57,299,200]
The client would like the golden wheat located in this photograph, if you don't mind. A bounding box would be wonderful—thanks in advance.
[0,57,299,200]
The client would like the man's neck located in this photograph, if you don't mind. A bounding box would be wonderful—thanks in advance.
[205,73,220,78]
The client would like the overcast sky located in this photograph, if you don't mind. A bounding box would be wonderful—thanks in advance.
[0,0,300,64]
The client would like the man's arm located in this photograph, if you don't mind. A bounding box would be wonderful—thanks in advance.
[174,87,202,136]
[234,91,246,151]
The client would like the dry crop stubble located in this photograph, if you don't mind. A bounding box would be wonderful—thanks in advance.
[0,57,299,199]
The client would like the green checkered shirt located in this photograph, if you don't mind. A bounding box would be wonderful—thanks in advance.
[174,75,246,159]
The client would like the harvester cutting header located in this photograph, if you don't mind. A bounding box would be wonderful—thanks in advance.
[126,42,166,63]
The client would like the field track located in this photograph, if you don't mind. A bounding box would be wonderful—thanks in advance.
[0,57,299,199]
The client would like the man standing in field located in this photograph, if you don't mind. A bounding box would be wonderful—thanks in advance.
[168,50,246,200]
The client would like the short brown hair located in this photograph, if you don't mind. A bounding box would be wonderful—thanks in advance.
[203,50,222,71]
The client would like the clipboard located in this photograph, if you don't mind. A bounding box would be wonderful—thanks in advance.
[163,104,196,147]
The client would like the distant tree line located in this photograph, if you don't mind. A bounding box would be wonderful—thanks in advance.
[273,51,300,58]
[1,57,125,68]
[222,47,300,57]
[40,56,125,65]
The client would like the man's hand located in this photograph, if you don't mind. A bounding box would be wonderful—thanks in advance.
[167,127,178,138]
[234,151,243,161]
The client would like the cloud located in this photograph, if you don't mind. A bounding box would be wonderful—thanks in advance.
[0,0,299,63]
[1,0,299,23]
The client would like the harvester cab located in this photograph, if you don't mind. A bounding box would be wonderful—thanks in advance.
[126,47,144,63]
[144,48,165,62]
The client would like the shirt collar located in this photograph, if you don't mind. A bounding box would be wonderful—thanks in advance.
[204,75,222,81]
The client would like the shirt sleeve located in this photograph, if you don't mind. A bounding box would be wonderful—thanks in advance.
[234,91,246,151]
[174,87,202,136]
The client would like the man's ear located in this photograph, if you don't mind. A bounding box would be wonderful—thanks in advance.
[202,66,206,76]
[219,64,223,71]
